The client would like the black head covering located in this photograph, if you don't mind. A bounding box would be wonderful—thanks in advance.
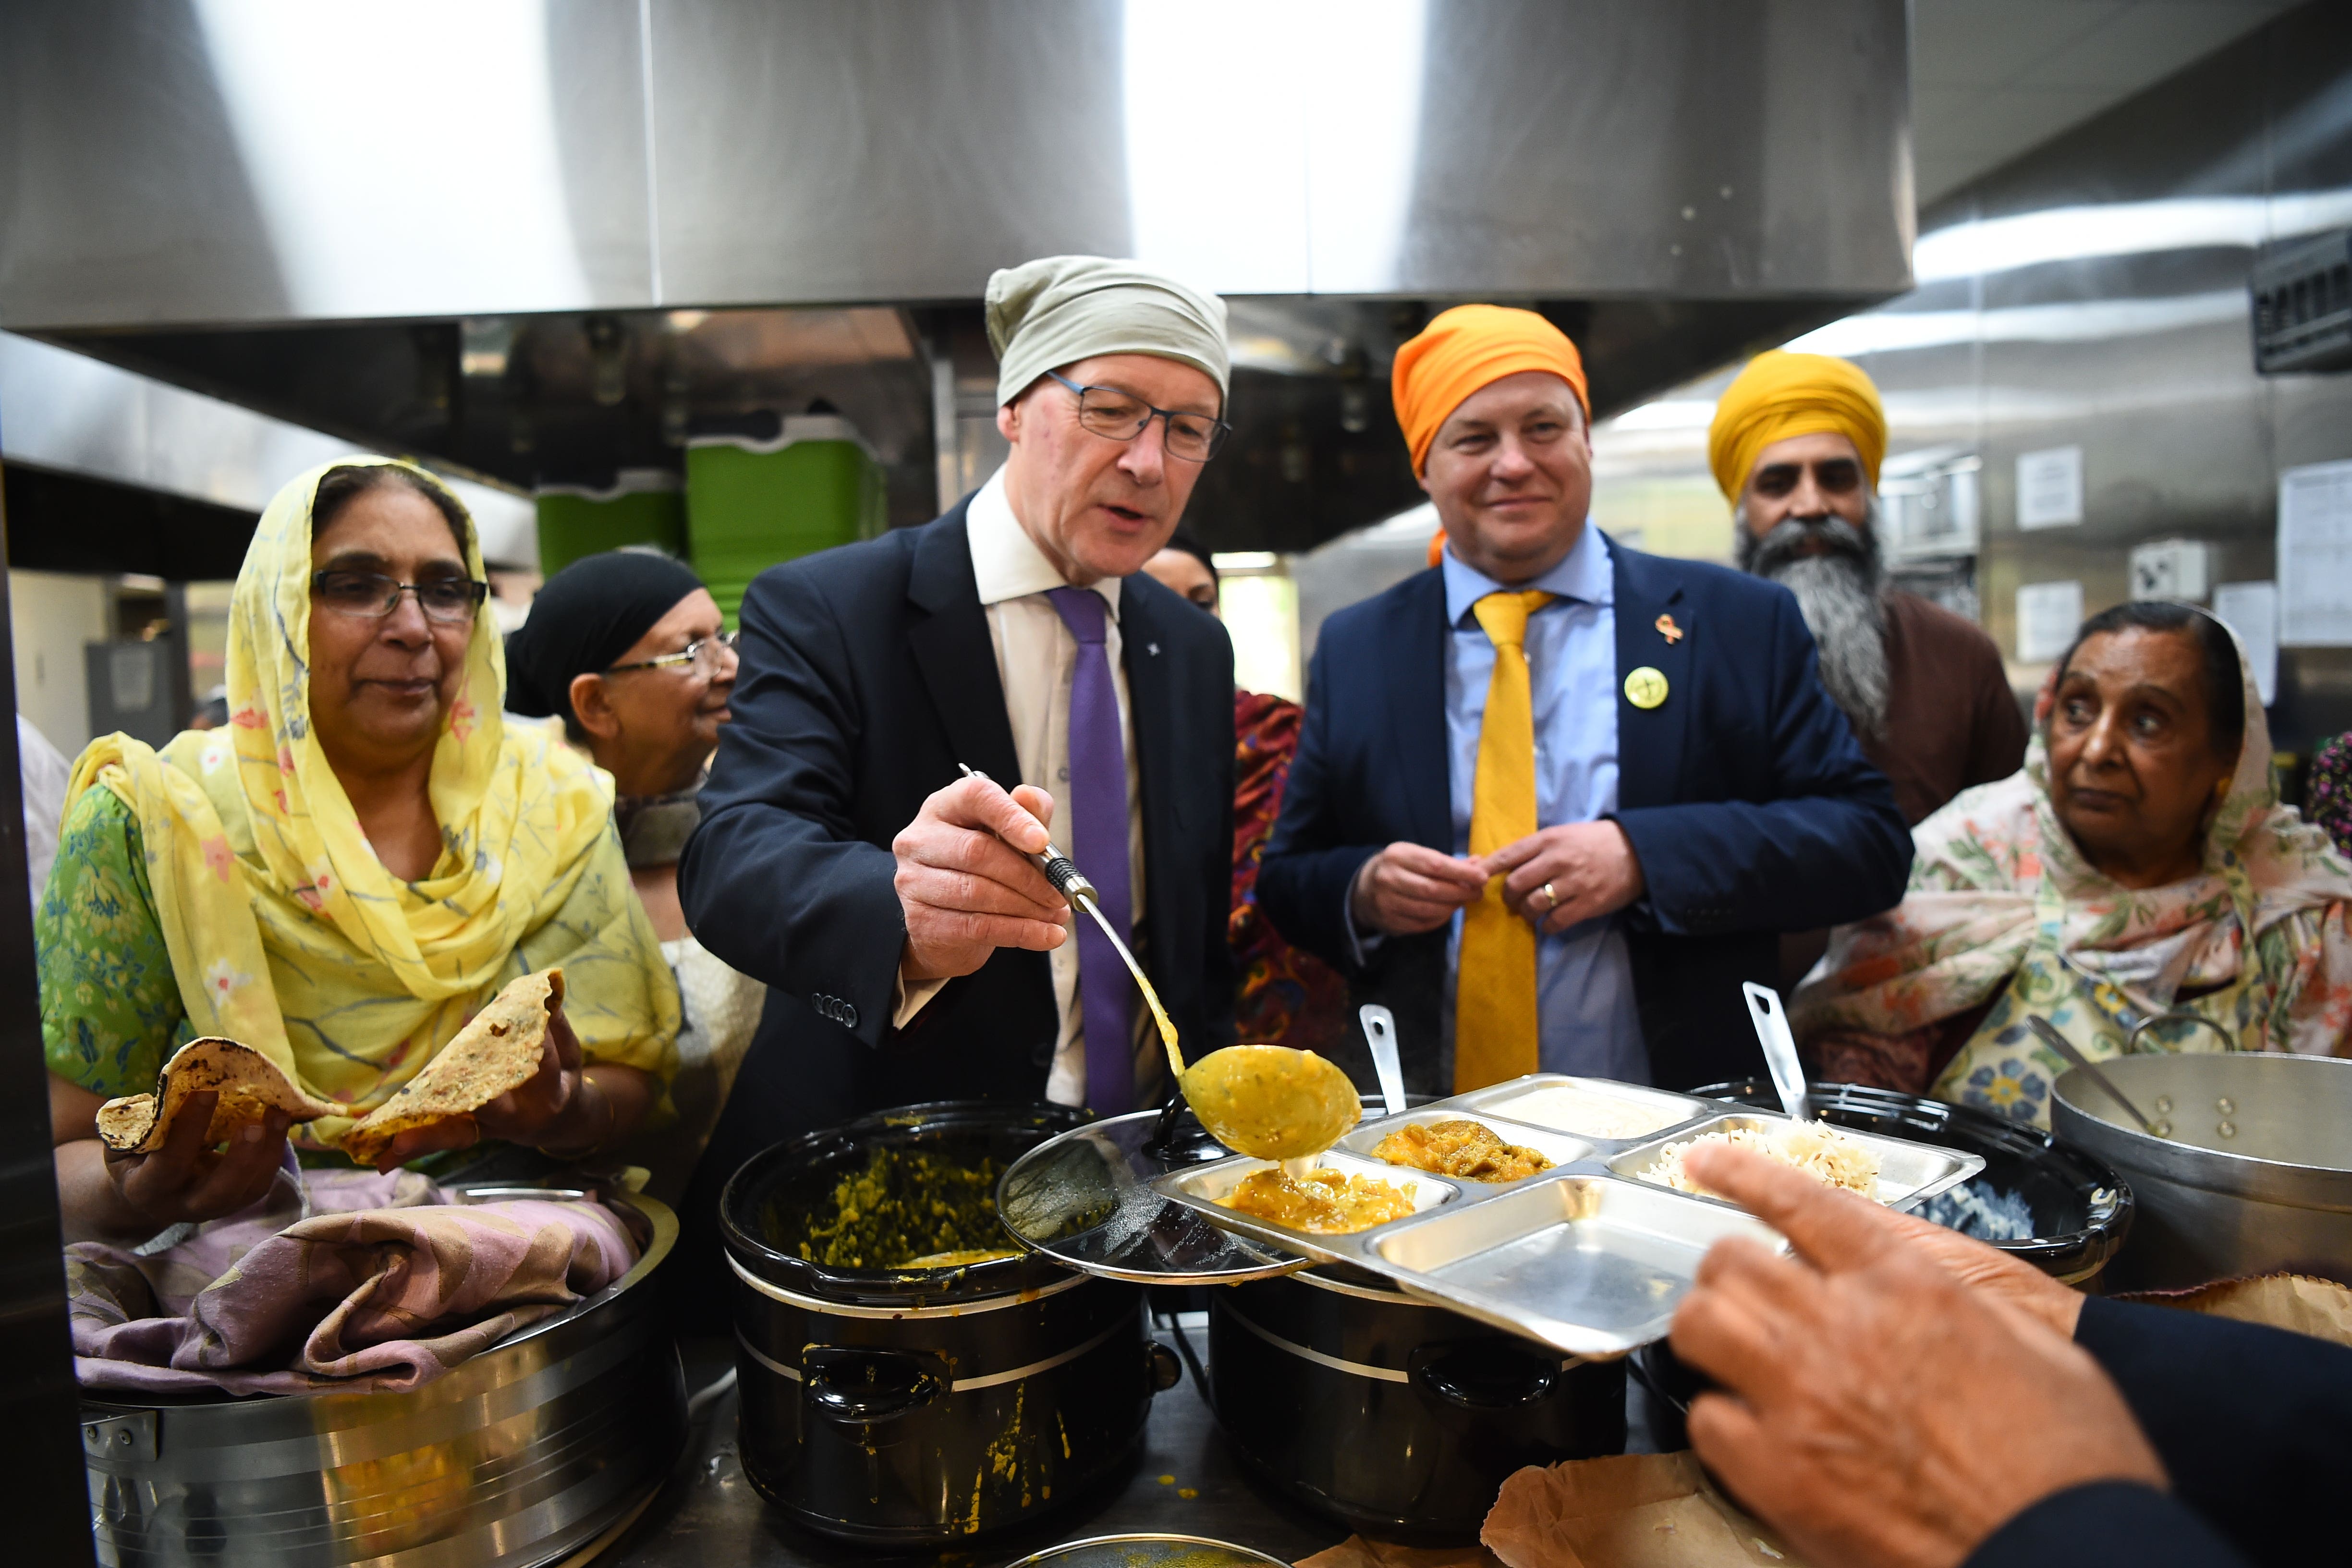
[505,550,709,721]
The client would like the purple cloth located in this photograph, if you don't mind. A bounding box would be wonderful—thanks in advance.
[1048,584,1136,1114]
[67,1169,642,1396]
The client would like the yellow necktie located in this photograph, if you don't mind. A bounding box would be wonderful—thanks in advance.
[1456,589,1555,1091]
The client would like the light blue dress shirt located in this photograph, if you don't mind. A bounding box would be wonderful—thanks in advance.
[1438,523,1648,1082]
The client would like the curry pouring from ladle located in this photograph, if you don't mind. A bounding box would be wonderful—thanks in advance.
[958,765,1359,1161]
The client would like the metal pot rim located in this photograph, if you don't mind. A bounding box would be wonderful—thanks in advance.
[726,1250,1088,1317]
[80,1189,676,1421]
[1006,1534,1292,1568]
[2052,1059,2352,1207]
[720,1100,1087,1304]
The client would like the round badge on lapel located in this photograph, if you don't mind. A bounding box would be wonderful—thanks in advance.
[1624,666,1670,709]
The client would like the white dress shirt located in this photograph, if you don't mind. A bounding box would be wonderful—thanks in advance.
[893,467,1147,1107]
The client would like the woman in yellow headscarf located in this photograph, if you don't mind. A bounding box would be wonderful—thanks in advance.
[44,459,678,1241]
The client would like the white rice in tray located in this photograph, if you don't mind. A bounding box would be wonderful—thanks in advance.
[1644,1121,1882,1199]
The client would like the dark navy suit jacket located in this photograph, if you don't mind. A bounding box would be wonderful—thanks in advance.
[1256,535,1911,1091]
[1964,1296,2352,1568]
[673,502,1236,1280]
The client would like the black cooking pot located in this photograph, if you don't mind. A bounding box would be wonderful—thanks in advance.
[1198,1261,1626,1541]
[721,1102,1165,1545]
[1633,1078,2134,1450]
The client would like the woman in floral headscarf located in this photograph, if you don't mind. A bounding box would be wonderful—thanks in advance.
[44,460,678,1241]
[1794,601,2352,1127]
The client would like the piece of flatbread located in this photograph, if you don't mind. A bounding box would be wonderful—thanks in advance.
[338,970,564,1166]
[95,1037,336,1154]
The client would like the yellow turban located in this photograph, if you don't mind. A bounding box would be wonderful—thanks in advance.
[1392,305,1590,474]
[1707,351,1887,502]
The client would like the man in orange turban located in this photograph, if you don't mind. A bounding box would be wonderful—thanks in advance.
[1258,308,1911,1097]
[1711,351,2023,830]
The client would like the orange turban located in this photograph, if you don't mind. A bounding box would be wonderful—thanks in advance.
[1392,305,1590,474]
[1706,351,1887,502]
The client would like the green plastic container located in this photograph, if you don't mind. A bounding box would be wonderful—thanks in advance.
[686,416,886,627]
[535,472,687,577]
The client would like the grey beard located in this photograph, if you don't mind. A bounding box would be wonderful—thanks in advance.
[1736,506,1890,739]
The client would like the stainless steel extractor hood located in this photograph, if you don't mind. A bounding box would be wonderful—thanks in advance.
[0,0,1914,550]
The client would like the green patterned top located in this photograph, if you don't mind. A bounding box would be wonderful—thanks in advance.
[40,787,194,1098]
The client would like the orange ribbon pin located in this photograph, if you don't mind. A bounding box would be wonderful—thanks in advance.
[1656,613,1683,644]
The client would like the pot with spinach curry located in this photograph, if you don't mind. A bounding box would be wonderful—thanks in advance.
[720,1102,1164,1544]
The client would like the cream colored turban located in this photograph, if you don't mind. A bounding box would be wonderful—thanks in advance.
[986,255,1230,407]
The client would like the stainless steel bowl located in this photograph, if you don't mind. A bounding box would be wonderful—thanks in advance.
[2051,1054,2352,1291]
[82,1192,685,1568]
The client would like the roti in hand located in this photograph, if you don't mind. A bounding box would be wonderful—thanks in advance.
[96,1037,336,1155]
[338,970,565,1166]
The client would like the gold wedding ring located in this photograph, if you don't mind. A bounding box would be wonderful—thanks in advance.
[1536,881,1560,912]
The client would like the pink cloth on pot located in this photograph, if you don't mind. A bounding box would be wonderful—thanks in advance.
[69,1170,641,1396]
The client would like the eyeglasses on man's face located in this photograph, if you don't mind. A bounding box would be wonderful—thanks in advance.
[312,570,488,624]
[1045,370,1231,463]
[604,630,740,678]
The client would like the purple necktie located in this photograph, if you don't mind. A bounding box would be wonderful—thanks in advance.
[1047,585,1135,1115]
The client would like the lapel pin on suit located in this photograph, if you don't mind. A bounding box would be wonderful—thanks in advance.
[1625,666,1670,709]
[1655,613,1683,644]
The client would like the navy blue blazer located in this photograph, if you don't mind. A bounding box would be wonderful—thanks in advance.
[1255,535,1910,1091]
[1962,1296,2352,1568]
[677,499,1237,1161]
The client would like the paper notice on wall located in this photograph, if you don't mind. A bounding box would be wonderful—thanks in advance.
[2017,446,2084,530]
[2211,582,2280,707]
[2016,580,2084,662]
[2278,459,2352,646]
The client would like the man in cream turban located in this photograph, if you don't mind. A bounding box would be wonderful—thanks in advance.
[1712,351,2023,827]
[680,257,1240,1219]
[1259,307,1910,1095]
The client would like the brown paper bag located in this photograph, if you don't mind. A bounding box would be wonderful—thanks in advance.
[1478,1453,1811,1568]
[2119,1271,2352,1349]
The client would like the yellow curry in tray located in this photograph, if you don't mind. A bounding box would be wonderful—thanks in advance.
[1371,1119,1554,1183]
[1216,1167,1418,1234]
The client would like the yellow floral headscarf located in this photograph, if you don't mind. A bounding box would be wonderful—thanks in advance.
[65,457,677,1148]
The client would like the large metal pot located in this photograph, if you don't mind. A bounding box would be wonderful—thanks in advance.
[1200,1262,1626,1541]
[81,1190,686,1568]
[2051,1053,2352,1291]
[721,1102,1164,1545]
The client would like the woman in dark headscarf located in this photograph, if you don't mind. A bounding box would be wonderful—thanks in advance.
[506,551,764,1201]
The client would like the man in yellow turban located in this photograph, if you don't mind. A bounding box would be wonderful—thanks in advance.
[1259,308,1912,1095]
[1711,351,2023,827]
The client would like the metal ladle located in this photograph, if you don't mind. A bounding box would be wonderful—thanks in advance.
[960,766,1359,1162]
[2025,1015,2163,1137]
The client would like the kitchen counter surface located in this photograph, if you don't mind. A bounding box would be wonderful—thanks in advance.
[598,1316,1359,1568]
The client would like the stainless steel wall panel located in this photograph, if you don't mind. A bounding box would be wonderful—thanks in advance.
[0,0,292,327]
[1604,5,2352,749]
[1394,0,1909,298]
[0,0,657,329]
[615,1,1133,306]
[542,0,662,306]
[4,0,1913,328]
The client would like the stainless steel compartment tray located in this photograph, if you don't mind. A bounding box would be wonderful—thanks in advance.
[1370,1176,1785,1351]
[1607,1113,1984,1212]
[1148,1075,1986,1357]
[1450,1074,1717,1145]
